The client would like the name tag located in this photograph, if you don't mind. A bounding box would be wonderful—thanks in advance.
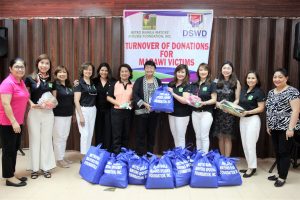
[48,83,53,88]
[202,86,208,92]
[178,87,183,93]
[247,95,253,101]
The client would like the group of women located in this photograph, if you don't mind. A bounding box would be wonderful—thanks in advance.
[0,55,299,188]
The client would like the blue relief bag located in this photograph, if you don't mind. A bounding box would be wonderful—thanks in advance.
[128,154,149,185]
[79,144,110,184]
[150,85,174,113]
[166,148,192,188]
[99,154,128,188]
[190,151,218,188]
[216,156,242,186]
[145,154,175,189]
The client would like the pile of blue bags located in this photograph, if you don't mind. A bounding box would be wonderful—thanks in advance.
[79,145,242,189]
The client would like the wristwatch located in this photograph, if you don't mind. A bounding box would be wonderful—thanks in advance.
[288,127,295,131]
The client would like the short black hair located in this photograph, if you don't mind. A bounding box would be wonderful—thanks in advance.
[144,60,156,69]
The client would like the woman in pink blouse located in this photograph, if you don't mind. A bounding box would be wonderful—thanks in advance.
[0,58,29,187]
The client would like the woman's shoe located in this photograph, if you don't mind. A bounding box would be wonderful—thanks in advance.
[43,171,51,178]
[6,180,27,187]
[243,169,256,178]
[274,179,286,187]
[31,172,39,179]
[57,160,70,168]
[17,177,28,182]
[239,169,247,173]
[268,175,278,181]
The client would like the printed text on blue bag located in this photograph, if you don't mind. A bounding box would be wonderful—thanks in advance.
[176,160,191,174]
[220,162,238,175]
[153,92,172,104]
[105,161,123,175]
[84,154,101,169]
[149,164,172,178]
[129,165,148,180]
[195,162,217,177]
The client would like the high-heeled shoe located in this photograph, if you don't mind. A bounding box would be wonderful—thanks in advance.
[243,169,256,178]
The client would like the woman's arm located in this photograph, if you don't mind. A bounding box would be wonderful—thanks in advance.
[242,102,265,116]
[74,92,85,127]
[202,92,217,106]
[286,98,300,138]
[1,94,21,133]
[233,80,241,105]
[168,87,187,104]
[107,96,121,108]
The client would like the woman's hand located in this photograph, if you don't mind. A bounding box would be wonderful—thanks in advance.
[80,116,85,127]
[240,110,249,117]
[31,103,42,109]
[167,87,174,94]
[73,79,79,87]
[12,121,21,133]
[144,102,151,111]
[216,101,221,109]
[286,130,294,140]
[266,127,271,135]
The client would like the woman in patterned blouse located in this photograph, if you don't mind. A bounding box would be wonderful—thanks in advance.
[266,68,300,187]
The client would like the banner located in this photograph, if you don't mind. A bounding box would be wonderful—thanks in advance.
[123,9,214,82]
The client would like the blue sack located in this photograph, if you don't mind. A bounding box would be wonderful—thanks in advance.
[79,144,110,184]
[150,85,174,112]
[216,156,242,186]
[145,154,174,189]
[166,148,192,188]
[190,151,218,188]
[128,154,149,185]
[99,154,128,188]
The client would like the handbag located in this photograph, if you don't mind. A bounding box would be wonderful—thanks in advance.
[150,85,174,112]
[79,144,110,184]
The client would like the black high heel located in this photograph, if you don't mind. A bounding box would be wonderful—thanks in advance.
[243,169,256,178]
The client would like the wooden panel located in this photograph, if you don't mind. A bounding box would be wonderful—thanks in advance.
[1,17,299,158]
[1,1,300,18]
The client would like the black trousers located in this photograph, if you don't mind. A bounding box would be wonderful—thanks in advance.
[94,109,112,151]
[111,109,131,154]
[135,112,160,155]
[271,130,293,179]
[0,125,22,178]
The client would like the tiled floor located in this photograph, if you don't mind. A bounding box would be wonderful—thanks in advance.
[0,150,300,200]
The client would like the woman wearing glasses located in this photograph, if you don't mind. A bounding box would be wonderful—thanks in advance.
[0,58,29,187]
[74,63,97,159]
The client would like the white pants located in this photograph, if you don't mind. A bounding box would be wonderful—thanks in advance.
[27,108,56,172]
[53,116,72,161]
[240,115,261,168]
[192,111,213,153]
[168,115,190,148]
[75,106,96,154]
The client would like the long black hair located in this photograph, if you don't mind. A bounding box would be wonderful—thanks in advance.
[216,61,238,89]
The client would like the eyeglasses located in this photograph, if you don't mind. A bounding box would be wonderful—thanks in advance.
[13,65,25,70]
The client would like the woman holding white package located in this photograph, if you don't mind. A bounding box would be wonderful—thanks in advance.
[25,54,56,179]
[52,66,74,168]
[168,64,191,148]
[238,71,265,178]
[212,61,241,157]
[188,63,217,153]
[74,63,97,159]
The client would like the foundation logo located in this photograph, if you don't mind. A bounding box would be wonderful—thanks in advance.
[143,14,156,30]
[188,13,203,27]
